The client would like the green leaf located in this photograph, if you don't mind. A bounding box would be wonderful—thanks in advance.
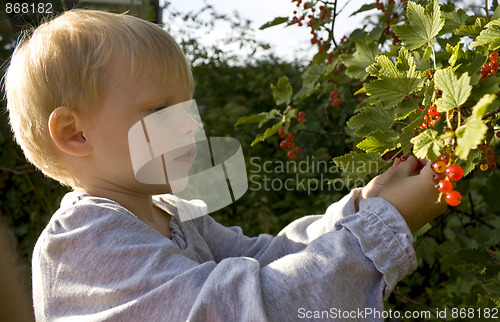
[294,64,324,100]
[434,69,471,112]
[471,18,500,49]
[461,149,482,177]
[347,104,395,137]
[446,41,461,68]
[332,151,389,178]
[457,17,487,38]
[350,3,376,17]
[259,17,289,30]
[250,121,284,147]
[235,112,268,126]
[364,48,424,108]
[391,0,445,51]
[410,129,444,161]
[442,9,468,34]
[270,76,292,106]
[340,41,378,80]
[356,130,399,154]
[396,115,423,147]
[395,99,417,120]
[455,94,495,160]
[418,236,438,266]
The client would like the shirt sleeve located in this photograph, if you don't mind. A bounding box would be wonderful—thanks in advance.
[33,192,416,322]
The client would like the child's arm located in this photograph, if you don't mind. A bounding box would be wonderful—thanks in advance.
[33,194,415,321]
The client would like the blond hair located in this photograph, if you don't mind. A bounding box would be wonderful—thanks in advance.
[5,9,193,186]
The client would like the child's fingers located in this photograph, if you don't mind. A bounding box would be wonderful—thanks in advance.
[393,156,418,176]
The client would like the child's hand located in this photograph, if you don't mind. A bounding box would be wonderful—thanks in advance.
[354,157,412,210]
[378,156,447,232]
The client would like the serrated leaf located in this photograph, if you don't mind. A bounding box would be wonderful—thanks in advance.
[259,17,289,30]
[356,130,399,154]
[457,17,487,37]
[446,41,461,68]
[418,236,438,266]
[250,121,284,147]
[461,149,482,177]
[410,129,443,160]
[270,76,292,106]
[332,151,388,178]
[347,104,395,137]
[391,0,445,51]
[396,116,423,147]
[341,41,378,80]
[434,69,471,112]
[455,94,495,159]
[364,48,424,108]
[235,112,268,127]
[442,9,468,34]
[483,281,500,300]
[395,99,417,120]
[471,18,500,49]
[294,64,324,100]
[350,3,376,17]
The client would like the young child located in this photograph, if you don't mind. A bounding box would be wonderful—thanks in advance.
[5,9,446,321]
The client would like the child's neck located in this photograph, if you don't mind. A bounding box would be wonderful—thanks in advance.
[73,186,172,239]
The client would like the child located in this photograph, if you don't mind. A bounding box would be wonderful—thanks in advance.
[5,9,446,321]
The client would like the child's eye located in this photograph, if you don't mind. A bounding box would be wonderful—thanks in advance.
[151,106,167,113]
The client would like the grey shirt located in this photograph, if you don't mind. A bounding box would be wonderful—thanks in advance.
[32,190,416,321]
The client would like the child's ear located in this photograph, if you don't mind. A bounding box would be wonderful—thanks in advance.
[48,106,91,156]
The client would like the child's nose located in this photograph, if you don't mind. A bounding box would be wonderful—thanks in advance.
[179,112,199,136]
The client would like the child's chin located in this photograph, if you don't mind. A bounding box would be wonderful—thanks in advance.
[169,177,189,194]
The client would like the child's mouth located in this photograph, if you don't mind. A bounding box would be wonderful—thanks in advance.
[174,145,197,162]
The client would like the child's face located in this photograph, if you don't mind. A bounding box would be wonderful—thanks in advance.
[82,69,197,195]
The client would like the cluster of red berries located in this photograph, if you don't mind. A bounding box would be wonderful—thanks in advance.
[480,52,499,80]
[420,105,441,129]
[478,143,497,171]
[290,0,335,64]
[279,131,301,159]
[431,153,463,206]
[328,90,342,107]
[278,110,306,159]
[375,0,396,12]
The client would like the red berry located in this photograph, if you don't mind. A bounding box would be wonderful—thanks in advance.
[298,111,306,123]
[400,155,408,161]
[295,146,302,154]
[445,164,464,181]
[438,180,453,194]
[486,154,496,162]
[431,161,447,173]
[278,126,286,138]
[491,69,498,75]
[428,106,439,117]
[432,172,446,184]
[440,153,450,164]
[287,133,294,141]
[489,161,497,170]
[446,190,462,206]
[489,52,498,61]
[496,132,500,138]
[280,140,288,150]
[491,61,499,70]
[287,150,296,159]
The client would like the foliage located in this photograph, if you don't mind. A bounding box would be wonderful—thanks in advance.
[240,0,500,314]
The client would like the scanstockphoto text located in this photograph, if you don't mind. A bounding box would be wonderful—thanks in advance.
[248,156,382,194]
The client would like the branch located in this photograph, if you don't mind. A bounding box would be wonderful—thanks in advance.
[482,106,500,120]
[392,288,446,322]
[301,128,348,137]
[0,165,38,175]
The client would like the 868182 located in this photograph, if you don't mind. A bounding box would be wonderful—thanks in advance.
[5,2,53,14]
